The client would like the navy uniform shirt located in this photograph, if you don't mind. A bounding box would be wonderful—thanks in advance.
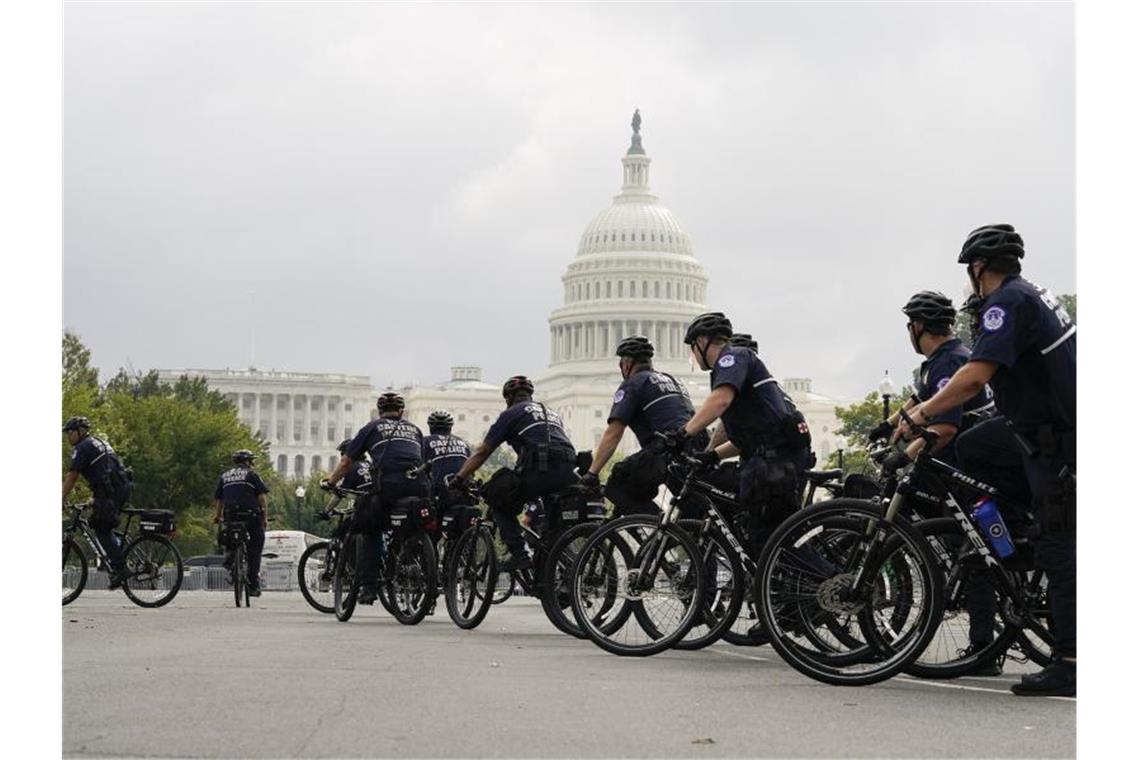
[69,436,126,499]
[423,433,471,487]
[339,460,374,494]
[917,337,994,430]
[608,369,695,448]
[968,275,1076,433]
[484,401,575,460]
[344,417,425,479]
[709,346,796,452]
[214,466,270,511]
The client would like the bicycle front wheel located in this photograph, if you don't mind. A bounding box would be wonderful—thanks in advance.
[298,541,335,614]
[121,534,183,608]
[232,545,245,608]
[445,526,497,630]
[334,536,359,622]
[540,522,608,638]
[674,520,745,651]
[63,536,88,606]
[383,531,438,625]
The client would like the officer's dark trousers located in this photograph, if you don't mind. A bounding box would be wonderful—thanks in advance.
[356,476,429,592]
[493,464,577,556]
[605,434,710,518]
[91,495,128,574]
[1022,451,1077,659]
[738,447,811,557]
[224,507,265,585]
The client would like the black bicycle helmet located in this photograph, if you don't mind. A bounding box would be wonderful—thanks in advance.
[502,375,534,400]
[729,333,758,352]
[958,224,1025,263]
[427,409,454,431]
[376,392,405,413]
[615,335,654,360]
[232,449,255,465]
[683,312,733,344]
[902,291,956,328]
[62,415,90,433]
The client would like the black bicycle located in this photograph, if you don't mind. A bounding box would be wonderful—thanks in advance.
[299,483,370,615]
[63,501,182,608]
[218,513,272,608]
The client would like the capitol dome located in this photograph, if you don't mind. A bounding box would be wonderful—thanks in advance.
[545,110,710,374]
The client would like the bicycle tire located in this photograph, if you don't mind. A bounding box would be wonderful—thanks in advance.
[445,526,497,629]
[756,499,943,686]
[232,544,245,608]
[540,522,609,638]
[121,534,183,609]
[571,515,705,657]
[383,531,438,626]
[63,536,88,606]
[722,601,770,647]
[674,520,745,651]
[334,535,359,622]
[491,572,515,604]
[297,541,335,614]
[1012,569,1054,666]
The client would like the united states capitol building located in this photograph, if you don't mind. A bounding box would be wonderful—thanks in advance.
[159,114,843,478]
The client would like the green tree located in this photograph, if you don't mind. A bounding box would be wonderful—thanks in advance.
[826,389,913,473]
[1058,293,1076,323]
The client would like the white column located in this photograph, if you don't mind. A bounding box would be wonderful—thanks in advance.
[270,393,279,443]
[320,395,329,445]
[594,322,602,358]
[287,393,296,447]
[302,394,311,446]
[252,393,261,437]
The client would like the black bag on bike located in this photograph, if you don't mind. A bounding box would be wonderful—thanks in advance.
[842,473,881,500]
[218,521,249,548]
[441,504,482,534]
[138,509,176,535]
[481,467,523,510]
[386,497,433,529]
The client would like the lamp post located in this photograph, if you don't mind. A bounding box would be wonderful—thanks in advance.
[837,445,845,472]
[878,370,896,422]
[294,485,306,532]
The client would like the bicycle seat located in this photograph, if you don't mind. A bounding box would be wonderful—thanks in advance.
[804,469,843,485]
[392,496,425,512]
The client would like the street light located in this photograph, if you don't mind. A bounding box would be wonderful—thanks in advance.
[878,370,896,422]
[837,445,845,472]
[294,485,306,532]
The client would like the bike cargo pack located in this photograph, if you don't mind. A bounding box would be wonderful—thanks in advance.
[139,509,176,535]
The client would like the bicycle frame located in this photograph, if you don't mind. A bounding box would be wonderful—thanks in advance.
[65,503,130,570]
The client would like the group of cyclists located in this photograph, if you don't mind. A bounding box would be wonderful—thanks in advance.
[63,222,1075,698]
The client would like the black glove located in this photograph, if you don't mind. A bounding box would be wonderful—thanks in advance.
[660,428,689,453]
[868,420,894,443]
[319,478,334,492]
[881,449,912,474]
[580,471,600,489]
[445,473,469,493]
[693,450,721,470]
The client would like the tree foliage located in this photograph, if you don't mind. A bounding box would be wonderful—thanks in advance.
[825,389,913,474]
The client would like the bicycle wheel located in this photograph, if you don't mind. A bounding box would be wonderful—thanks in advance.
[231,544,245,608]
[297,541,335,614]
[63,536,88,606]
[491,572,515,604]
[1012,569,1054,666]
[540,522,610,638]
[570,515,705,657]
[674,520,745,651]
[334,536,359,622]
[121,534,183,608]
[383,531,438,625]
[905,518,1021,679]
[722,601,770,647]
[756,500,943,686]
[445,526,497,629]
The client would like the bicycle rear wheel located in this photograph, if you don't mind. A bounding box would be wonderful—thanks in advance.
[334,536,359,622]
[541,522,610,638]
[298,541,334,614]
[63,536,88,606]
[722,601,770,647]
[570,516,705,657]
[445,526,497,629]
[121,534,183,608]
[756,500,943,686]
[383,531,438,625]
[674,520,745,651]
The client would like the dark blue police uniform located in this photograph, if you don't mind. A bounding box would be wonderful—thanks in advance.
[482,401,578,555]
[962,275,1077,658]
[423,433,473,514]
[604,368,708,516]
[343,417,430,591]
[70,436,132,573]
[710,345,812,551]
[215,466,270,586]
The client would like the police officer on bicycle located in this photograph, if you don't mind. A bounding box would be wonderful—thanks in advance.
[450,376,578,571]
[325,392,428,605]
[423,410,474,519]
[211,449,270,596]
[62,416,133,589]
[583,336,708,516]
[664,313,813,553]
[901,224,1076,696]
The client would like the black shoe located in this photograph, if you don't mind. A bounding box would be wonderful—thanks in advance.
[108,570,127,591]
[959,642,1004,677]
[500,553,532,572]
[358,588,378,605]
[1011,659,1076,697]
[247,583,262,597]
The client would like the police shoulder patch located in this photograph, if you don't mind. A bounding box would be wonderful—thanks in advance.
[612,389,626,404]
[936,377,951,391]
[982,306,1006,332]
[717,354,736,368]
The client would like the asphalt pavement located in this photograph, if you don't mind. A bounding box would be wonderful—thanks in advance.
[63,592,1075,758]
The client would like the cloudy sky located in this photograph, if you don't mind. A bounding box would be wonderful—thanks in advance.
[64,1,1074,401]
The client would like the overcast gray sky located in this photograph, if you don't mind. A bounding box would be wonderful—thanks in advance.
[64,1,1074,401]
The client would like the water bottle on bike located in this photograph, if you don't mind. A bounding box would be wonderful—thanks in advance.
[972,498,1016,559]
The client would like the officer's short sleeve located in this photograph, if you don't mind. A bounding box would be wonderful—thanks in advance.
[250,473,269,496]
[213,478,224,500]
[710,351,747,393]
[607,379,638,425]
[483,409,514,448]
[68,445,85,473]
[970,293,1028,369]
[344,424,373,460]
[926,359,964,428]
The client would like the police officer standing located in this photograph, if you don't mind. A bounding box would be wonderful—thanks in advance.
[211,450,270,596]
[902,224,1076,697]
[325,392,428,605]
[422,410,473,518]
[450,376,578,571]
[664,313,813,555]
[62,416,133,589]
[583,336,708,516]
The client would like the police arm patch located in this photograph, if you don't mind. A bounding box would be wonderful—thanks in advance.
[982,306,1006,332]
[612,389,626,404]
[936,377,951,391]
[717,354,736,368]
